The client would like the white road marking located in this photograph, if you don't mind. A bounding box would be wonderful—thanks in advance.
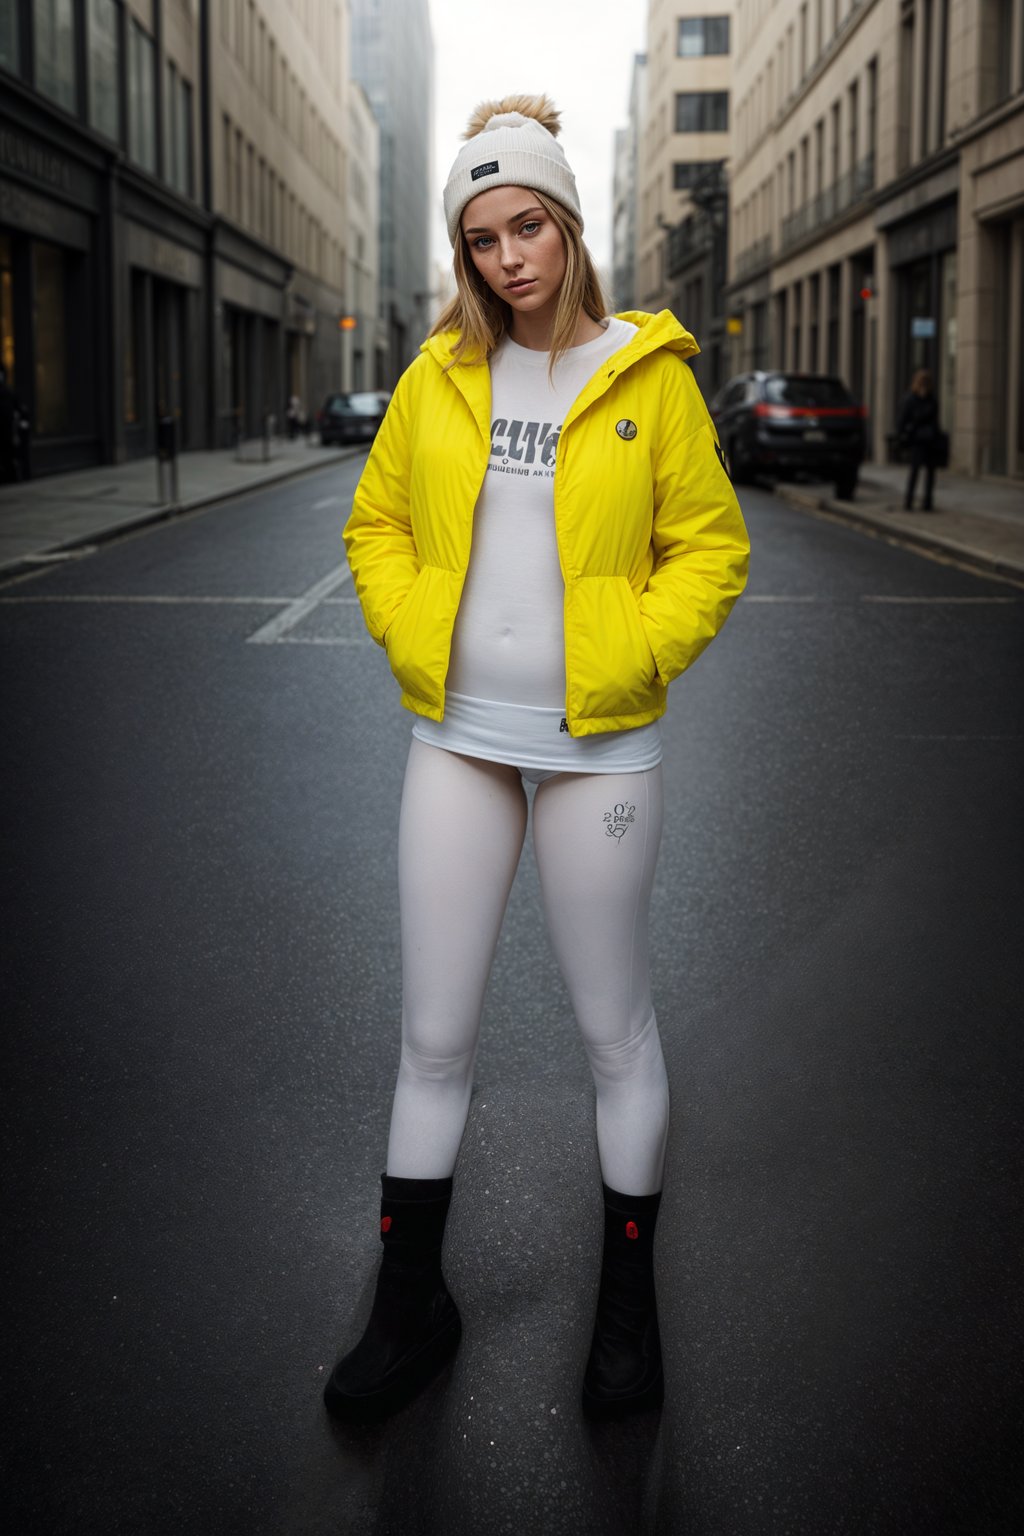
[862,595,1017,604]
[0,594,291,605]
[312,496,343,510]
[246,562,354,643]
[273,635,369,646]
[894,735,1022,742]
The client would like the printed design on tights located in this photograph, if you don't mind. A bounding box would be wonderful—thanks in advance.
[490,418,561,477]
[603,802,636,842]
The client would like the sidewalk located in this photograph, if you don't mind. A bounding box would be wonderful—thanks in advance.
[0,435,362,580]
[0,436,1021,587]
[775,460,1024,586]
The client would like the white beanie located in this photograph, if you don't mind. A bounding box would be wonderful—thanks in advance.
[443,96,583,247]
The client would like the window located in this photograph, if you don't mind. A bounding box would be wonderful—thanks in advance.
[866,58,878,170]
[165,65,193,197]
[677,16,730,55]
[800,3,808,76]
[0,0,18,74]
[128,19,156,173]
[673,161,717,191]
[848,79,859,170]
[87,0,120,141]
[34,0,76,112]
[223,114,233,217]
[675,92,729,133]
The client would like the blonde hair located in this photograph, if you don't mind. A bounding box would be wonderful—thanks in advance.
[429,190,608,375]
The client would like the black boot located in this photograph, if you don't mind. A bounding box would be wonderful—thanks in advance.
[581,1184,664,1420]
[323,1173,462,1422]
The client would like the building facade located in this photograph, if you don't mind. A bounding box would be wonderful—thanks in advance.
[611,53,646,311]
[1,0,210,472]
[635,1,735,393]
[210,0,352,442]
[726,0,1024,475]
[349,0,432,389]
[0,0,380,475]
[343,80,384,391]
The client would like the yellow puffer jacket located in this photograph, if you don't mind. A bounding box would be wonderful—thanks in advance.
[343,309,749,736]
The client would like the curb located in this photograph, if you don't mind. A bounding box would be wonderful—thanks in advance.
[0,445,365,584]
[775,482,1024,589]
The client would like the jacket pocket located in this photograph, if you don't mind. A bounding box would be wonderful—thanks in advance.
[568,576,658,720]
[383,565,457,708]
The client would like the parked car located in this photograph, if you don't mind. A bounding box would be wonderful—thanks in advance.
[709,371,867,500]
[317,391,390,446]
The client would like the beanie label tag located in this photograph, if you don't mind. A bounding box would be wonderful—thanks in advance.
[471,160,499,181]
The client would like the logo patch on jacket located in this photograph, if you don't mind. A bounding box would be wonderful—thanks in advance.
[616,419,638,440]
[471,160,499,181]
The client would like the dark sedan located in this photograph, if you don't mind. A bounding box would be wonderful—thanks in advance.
[710,371,867,500]
[317,391,389,446]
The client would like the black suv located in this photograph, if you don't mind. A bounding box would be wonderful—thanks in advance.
[710,371,866,500]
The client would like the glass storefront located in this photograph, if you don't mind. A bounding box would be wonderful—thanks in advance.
[1,232,14,380]
[32,239,68,436]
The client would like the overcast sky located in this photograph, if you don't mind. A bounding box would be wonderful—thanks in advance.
[427,0,648,282]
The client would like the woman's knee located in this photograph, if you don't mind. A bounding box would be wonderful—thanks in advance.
[397,1031,476,1091]
[582,1010,666,1088]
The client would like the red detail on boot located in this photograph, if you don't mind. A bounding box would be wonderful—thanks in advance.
[626,1221,639,1240]
[380,1216,392,1233]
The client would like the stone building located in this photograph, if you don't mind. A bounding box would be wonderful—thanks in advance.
[343,80,385,391]
[210,0,352,440]
[349,0,433,389]
[0,0,381,474]
[634,1,735,393]
[726,0,1024,475]
[611,53,646,312]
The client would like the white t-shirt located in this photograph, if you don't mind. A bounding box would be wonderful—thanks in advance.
[445,317,638,706]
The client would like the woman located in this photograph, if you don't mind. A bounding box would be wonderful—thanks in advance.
[325,96,749,1423]
[898,368,941,511]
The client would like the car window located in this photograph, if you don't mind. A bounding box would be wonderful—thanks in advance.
[716,380,745,409]
[765,375,853,407]
[347,392,383,414]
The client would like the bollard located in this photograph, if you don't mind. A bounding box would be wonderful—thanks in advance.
[156,414,179,506]
[262,410,275,462]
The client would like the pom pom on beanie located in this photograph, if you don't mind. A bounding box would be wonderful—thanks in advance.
[443,94,583,246]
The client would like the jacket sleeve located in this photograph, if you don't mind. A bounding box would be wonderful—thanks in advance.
[638,359,750,687]
[342,367,421,646]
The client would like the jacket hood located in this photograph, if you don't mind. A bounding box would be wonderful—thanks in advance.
[420,310,699,373]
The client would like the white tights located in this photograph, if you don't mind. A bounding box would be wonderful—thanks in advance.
[386,738,669,1196]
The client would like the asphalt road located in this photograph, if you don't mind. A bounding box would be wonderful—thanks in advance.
[2,463,1022,1536]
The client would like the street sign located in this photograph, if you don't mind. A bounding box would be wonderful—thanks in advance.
[726,316,743,335]
[911,317,936,338]
[339,315,358,331]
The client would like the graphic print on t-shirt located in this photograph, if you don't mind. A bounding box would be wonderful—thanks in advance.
[490,418,561,476]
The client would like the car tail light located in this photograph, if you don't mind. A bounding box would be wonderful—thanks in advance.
[756,403,859,420]
[754,403,795,420]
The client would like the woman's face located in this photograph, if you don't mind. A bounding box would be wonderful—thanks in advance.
[461,184,567,323]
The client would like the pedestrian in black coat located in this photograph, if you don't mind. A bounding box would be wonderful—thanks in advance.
[897,368,941,511]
